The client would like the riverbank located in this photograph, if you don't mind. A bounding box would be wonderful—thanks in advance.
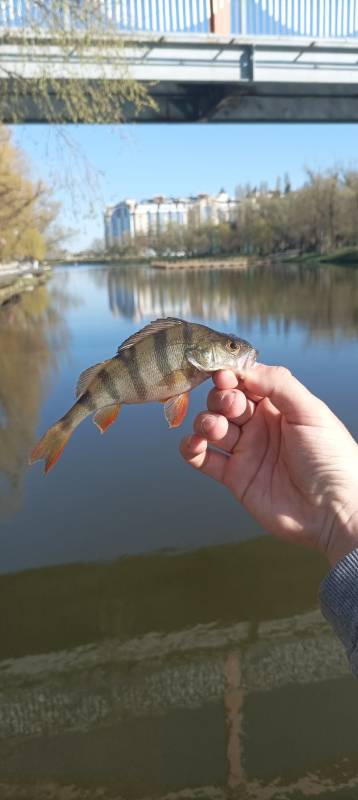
[154,249,358,269]
[282,248,358,266]
[0,262,52,306]
[51,247,358,271]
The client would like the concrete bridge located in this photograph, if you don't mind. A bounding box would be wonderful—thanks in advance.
[1,0,358,121]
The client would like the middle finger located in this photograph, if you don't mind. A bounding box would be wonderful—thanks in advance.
[207,388,256,425]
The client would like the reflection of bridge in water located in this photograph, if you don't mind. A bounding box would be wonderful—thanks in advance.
[1,538,358,799]
[0,609,355,798]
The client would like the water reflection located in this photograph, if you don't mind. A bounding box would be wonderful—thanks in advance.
[93,263,358,339]
[1,263,358,799]
[1,539,356,800]
[0,281,70,517]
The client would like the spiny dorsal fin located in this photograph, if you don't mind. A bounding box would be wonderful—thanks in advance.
[75,360,110,399]
[117,318,185,353]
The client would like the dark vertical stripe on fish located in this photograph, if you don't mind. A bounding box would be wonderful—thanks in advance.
[154,329,171,378]
[183,323,193,349]
[98,367,119,402]
[181,323,194,369]
[120,347,147,400]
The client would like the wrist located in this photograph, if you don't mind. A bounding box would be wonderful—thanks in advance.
[326,507,358,567]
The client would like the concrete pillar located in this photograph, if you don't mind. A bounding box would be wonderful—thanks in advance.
[210,0,231,35]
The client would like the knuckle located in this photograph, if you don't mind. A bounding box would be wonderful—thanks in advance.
[275,365,292,379]
[272,366,292,387]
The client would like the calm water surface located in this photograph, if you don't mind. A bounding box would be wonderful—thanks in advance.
[1,262,358,799]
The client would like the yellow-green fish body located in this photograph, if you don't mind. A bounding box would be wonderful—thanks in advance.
[30,317,257,473]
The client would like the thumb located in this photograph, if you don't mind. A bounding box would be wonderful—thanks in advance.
[242,365,325,424]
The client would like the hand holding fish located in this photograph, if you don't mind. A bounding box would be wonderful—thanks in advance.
[30,318,257,474]
[180,365,358,567]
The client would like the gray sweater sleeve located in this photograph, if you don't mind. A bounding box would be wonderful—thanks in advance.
[319,549,358,676]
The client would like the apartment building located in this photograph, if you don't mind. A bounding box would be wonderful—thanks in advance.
[104,190,237,247]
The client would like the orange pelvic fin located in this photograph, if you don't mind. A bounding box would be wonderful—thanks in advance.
[163,392,189,428]
[29,422,72,475]
[93,403,121,434]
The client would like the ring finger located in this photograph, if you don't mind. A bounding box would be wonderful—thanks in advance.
[207,388,257,425]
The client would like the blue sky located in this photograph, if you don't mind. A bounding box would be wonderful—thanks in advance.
[12,123,358,251]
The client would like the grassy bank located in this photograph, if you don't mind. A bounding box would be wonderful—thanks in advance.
[282,248,358,266]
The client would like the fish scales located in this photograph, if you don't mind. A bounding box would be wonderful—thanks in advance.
[98,365,120,404]
[115,323,192,403]
[29,317,257,474]
[120,345,148,401]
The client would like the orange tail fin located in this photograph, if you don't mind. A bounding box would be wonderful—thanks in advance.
[29,421,72,475]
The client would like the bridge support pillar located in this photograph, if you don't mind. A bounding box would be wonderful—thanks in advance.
[209,0,231,35]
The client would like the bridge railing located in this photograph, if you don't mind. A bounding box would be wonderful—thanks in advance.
[1,0,357,37]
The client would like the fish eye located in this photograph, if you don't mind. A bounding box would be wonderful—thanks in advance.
[226,339,239,352]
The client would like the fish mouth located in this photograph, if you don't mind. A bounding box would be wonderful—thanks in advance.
[235,349,258,375]
[246,349,259,368]
[205,349,258,375]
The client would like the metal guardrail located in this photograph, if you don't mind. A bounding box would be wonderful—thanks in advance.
[0,0,357,37]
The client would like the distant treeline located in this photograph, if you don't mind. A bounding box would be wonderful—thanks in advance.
[99,168,358,259]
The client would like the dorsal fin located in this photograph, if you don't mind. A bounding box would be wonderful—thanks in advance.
[117,318,185,353]
[75,360,110,399]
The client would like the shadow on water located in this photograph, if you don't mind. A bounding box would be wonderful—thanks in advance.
[1,262,358,799]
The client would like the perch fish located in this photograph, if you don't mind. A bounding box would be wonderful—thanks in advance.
[30,317,258,474]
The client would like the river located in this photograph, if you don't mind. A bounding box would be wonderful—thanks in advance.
[0,261,358,799]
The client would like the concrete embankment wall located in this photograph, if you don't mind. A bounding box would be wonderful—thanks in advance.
[0,262,51,305]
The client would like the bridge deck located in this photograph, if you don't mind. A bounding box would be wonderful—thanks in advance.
[1,32,358,121]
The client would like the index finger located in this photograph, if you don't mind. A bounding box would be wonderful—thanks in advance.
[212,370,239,390]
[212,369,262,403]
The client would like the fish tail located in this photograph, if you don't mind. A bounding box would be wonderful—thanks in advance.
[30,394,92,475]
[29,420,73,475]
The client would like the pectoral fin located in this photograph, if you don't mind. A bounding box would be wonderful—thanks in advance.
[93,403,121,434]
[163,393,189,428]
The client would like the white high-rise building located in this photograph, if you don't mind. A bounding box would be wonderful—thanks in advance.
[104,191,238,248]
[188,190,238,227]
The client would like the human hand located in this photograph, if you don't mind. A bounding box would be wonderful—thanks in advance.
[180,365,358,566]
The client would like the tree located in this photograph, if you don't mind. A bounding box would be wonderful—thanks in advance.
[0,1,154,125]
[0,126,58,260]
[284,172,291,194]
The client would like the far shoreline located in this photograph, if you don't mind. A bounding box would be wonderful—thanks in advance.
[49,247,358,270]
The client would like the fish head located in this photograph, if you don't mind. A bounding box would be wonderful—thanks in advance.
[187,330,258,375]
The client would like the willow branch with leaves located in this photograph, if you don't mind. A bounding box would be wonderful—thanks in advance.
[0,0,155,123]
